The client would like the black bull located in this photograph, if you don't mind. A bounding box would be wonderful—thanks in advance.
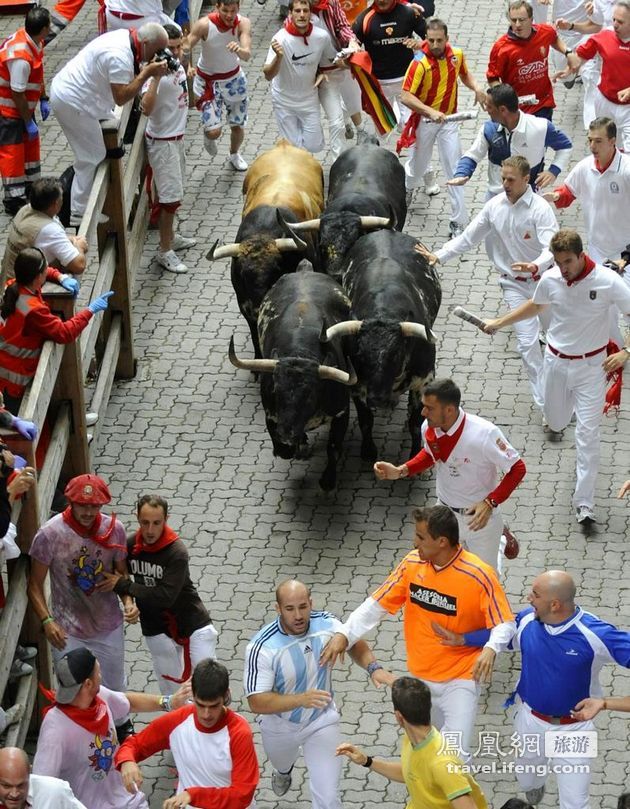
[229,269,356,492]
[328,230,442,462]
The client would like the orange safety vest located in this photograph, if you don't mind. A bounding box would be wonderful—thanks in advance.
[0,29,44,119]
[0,287,46,397]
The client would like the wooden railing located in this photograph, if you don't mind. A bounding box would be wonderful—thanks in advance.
[0,99,149,746]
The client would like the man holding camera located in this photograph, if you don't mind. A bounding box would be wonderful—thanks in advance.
[141,23,196,274]
[50,23,169,225]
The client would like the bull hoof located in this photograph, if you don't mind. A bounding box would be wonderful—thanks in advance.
[360,441,378,464]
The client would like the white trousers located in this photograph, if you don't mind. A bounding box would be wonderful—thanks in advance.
[380,76,410,127]
[145,623,219,696]
[514,702,593,809]
[405,120,467,225]
[259,709,342,809]
[49,91,106,217]
[594,88,630,151]
[550,33,601,129]
[425,678,481,760]
[439,500,504,571]
[53,623,127,693]
[273,102,324,153]
[542,349,606,509]
[318,79,347,159]
[499,275,545,409]
[105,8,172,29]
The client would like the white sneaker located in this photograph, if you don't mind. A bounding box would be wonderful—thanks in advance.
[69,212,109,227]
[271,769,292,796]
[576,505,596,525]
[172,233,197,251]
[423,171,441,196]
[204,134,218,156]
[229,152,248,171]
[157,249,188,274]
[85,412,98,427]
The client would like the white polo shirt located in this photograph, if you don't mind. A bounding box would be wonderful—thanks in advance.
[142,63,188,138]
[533,264,630,354]
[435,187,558,279]
[35,218,80,267]
[421,410,521,508]
[564,150,630,261]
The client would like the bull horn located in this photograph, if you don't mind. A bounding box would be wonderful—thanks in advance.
[358,215,393,229]
[228,336,278,373]
[318,360,357,386]
[276,209,322,233]
[274,237,306,252]
[323,320,363,342]
[207,239,241,260]
[400,321,437,344]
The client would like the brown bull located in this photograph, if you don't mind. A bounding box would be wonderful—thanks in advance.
[242,139,324,220]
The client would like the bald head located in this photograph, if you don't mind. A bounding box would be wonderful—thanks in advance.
[0,748,30,808]
[275,578,310,606]
[529,570,577,624]
[538,570,576,604]
[275,579,312,635]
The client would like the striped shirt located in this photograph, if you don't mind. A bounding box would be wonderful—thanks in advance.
[402,42,468,115]
[244,611,343,725]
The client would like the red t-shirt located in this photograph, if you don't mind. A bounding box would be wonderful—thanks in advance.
[576,29,630,104]
[487,24,558,112]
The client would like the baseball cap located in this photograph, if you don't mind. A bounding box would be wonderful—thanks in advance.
[55,647,97,704]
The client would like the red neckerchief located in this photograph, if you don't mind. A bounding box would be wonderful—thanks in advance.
[566,255,596,287]
[425,411,466,462]
[129,28,142,74]
[284,17,313,44]
[595,150,616,174]
[62,506,127,551]
[208,10,240,34]
[39,685,110,735]
[132,523,179,555]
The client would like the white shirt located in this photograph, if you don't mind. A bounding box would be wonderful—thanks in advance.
[27,774,88,809]
[421,410,521,508]
[435,186,558,279]
[50,29,134,118]
[198,16,241,75]
[35,218,80,267]
[564,150,630,261]
[142,63,188,138]
[533,264,630,353]
[265,26,337,110]
[106,0,162,16]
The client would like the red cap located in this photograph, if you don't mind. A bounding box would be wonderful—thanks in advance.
[64,474,111,506]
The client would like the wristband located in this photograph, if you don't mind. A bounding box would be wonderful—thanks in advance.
[362,756,373,768]
[159,694,172,712]
[484,497,498,509]
[42,616,54,626]
[565,48,573,55]
[569,22,574,29]
[367,662,383,676]
[622,346,630,356]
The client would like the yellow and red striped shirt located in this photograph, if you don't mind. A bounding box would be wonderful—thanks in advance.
[402,42,468,115]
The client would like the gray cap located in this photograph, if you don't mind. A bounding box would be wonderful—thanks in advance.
[55,647,97,704]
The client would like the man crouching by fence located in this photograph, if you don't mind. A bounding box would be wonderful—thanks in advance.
[141,22,197,275]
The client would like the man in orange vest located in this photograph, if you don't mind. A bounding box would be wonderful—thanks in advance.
[0,8,51,216]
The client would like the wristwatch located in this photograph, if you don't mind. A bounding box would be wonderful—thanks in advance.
[484,497,498,508]
[565,48,573,55]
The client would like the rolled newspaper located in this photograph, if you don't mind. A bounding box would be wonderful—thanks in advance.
[423,109,479,124]
[452,306,487,332]
[518,94,538,106]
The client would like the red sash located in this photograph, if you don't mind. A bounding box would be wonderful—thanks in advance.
[425,414,466,462]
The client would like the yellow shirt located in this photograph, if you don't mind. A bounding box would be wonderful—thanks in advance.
[400,728,488,809]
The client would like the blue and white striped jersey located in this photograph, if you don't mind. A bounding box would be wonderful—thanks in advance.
[513,606,630,716]
[244,610,343,725]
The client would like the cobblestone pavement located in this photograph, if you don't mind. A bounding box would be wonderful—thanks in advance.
[2,0,630,805]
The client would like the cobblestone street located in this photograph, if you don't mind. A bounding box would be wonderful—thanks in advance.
[1,0,630,804]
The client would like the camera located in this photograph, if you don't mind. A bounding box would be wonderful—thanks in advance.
[154,47,181,73]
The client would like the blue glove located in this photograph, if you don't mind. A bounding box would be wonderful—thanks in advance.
[25,118,39,140]
[60,275,80,297]
[40,99,51,121]
[88,290,114,314]
[12,417,38,441]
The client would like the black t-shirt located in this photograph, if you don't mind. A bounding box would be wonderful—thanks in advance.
[115,534,212,638]
[353,4,426,80]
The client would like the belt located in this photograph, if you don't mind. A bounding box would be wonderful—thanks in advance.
[547,343,607,360]
[441,502,468,515]
[146,134,184,141]
[108,9,143,18]
[501,273,540,282]
[531,709,580,725]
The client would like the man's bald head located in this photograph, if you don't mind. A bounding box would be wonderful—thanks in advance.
[275,578,310,606]
[0,748,30,809]
[538,570,577,605]
[529,570,577,624]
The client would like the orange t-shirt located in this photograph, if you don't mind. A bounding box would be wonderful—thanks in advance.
[372,547,513,682]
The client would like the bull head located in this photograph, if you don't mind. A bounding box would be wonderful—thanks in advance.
[207,236,306,261]
[322,320,436,344]
[228,336,357,385]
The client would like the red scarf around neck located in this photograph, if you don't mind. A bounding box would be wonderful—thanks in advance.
[40,685,110,736]
[425,413,466,462]
[566,254,595,286]
[284,17,313,44]
[132,523,179,556]
[62,507,126,551]
[208,10,240,34]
